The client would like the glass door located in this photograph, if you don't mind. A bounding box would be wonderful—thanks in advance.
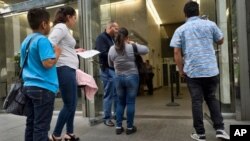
[79,0,111,125]
[79,0,151,125]
[0,0,85,112]
[199,0,234,118]
[80,0,163,125]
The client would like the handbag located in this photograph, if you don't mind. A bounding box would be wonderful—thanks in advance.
[132,44,147,96]
[3,36,35,116]
[3,80,27,116]
[132,43,146,77]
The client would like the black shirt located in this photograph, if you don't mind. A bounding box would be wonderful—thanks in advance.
[95,32,115,70]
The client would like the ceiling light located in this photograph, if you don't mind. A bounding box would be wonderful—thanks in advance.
[0,1,10,14]
[46,4,65,10]
[146,0,162,25]
[0,7,10,13]
[3,11,27,18]
[100,0,135,7]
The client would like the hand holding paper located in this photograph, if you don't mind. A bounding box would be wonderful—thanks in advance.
[77,50,100,59]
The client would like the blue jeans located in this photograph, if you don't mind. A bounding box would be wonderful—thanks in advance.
[115,74,139,128]
[53,66,77,136]
[186,75,224,134]
[23,86,55,141]
[100,68,117,121]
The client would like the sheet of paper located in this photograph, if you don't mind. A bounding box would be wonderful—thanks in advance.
[77,50,100,59]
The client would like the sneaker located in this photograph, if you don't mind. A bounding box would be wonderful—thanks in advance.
[104,120,114,127]
[216,129,230,140]
[116,127,124,135]
[126,126,137,135]
[190,133,206,141]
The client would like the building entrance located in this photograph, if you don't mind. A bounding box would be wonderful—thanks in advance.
[0,0,240,123]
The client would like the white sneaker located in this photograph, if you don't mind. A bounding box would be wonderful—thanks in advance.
[190,133,206,141]
[216,129,230,140]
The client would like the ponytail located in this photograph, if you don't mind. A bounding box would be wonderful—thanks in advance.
[53,6,76,26]
[115,27,128,55]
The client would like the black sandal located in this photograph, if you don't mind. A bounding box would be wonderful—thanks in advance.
[64,133,79,141]
[50,134,62,141]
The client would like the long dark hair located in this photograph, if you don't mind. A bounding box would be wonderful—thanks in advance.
[53,6,76,26]
[115,27,128,55]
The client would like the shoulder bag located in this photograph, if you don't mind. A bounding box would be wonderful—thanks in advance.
[132,43,146,77]
[3,35,35,116]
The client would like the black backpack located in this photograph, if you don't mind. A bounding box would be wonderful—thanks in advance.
[132,44,146,77]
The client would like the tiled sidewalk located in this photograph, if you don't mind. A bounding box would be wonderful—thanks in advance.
[1,87,249,141]
[1,114,248,141]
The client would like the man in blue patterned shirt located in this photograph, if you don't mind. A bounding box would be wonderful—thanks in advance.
[170,1,229,141]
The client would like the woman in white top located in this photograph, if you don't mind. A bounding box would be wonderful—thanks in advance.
[108,27,149,135]
[48,6,83,141]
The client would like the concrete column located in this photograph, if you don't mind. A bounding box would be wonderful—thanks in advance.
[12,16,20,56]
[216,0,231,104]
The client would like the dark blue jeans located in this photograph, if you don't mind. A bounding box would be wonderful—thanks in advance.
[186,75,224,134]
[24,86,55,141]
[53,66,77,136]
[100,68,117,121]
[115,74,139,128]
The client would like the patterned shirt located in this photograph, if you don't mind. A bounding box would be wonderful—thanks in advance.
[170,16,223,78]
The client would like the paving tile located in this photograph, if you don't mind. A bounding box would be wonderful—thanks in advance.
[0,87,249,141]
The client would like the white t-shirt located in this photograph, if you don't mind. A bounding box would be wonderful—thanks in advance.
[49,23,78,69]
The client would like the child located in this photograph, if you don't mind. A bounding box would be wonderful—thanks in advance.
[20,8,61,141]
